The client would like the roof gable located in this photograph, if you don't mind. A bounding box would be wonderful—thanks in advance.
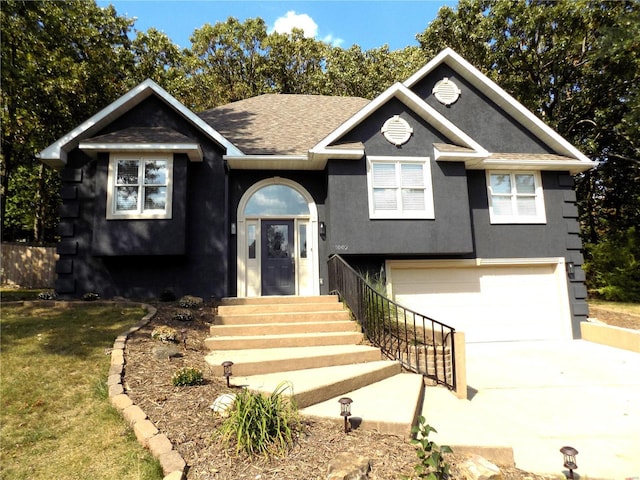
[404,48,593,164]
[37,79,242,168]
[311,81,488,159]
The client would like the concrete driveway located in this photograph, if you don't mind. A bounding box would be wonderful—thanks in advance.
[421,340,640,479]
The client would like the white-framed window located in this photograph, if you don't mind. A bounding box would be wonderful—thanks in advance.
[366,156,434,219]
[486,171,546,224]
[106,153,173,219]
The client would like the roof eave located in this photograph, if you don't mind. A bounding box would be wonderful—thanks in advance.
[78,142,204,162]
[464,158,598,174]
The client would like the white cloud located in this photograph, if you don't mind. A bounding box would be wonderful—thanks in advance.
[272,11,318,37]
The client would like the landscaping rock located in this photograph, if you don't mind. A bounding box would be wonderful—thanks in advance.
[326,453,371,480]
[153,344,182,360]
[459,454,503,480]
[159,450,186,476]
[148,433,173,457]
[210,393,236,417]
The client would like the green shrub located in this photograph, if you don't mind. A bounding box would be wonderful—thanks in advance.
[178,295,203,309]
[83,292,100,301]
[584,226,640,302]
[402,416,451,480]
[172,367,204,387]
[220,382,299,457]
[37,291,56,300]
[172,309,194,322]
[151,325,178,343]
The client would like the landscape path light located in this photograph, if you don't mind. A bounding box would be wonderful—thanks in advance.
[339,397,353,433]
[221,361,234,387]
[560,446,578,479]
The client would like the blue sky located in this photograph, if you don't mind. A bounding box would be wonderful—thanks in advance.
[97,1,458,51]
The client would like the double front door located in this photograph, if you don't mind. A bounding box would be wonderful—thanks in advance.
[261,219,295,295]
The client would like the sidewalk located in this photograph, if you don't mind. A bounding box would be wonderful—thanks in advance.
[421,340,640,479]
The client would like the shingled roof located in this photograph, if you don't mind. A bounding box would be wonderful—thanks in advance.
[198,94,370,156]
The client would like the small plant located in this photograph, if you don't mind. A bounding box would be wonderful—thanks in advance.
[83,292,100,301]
[178,295,203,309]
[172,309,194,322]
[37,291,57,300]
[172,367,204,387]
[220,382,299,457]
[151,325,178,343]
[402,416,452,480]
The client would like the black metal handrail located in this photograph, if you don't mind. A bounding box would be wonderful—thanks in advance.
[328,254,456,390]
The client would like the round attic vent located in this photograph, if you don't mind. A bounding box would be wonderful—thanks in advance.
[433,77,461,105]
[381,115,413,146]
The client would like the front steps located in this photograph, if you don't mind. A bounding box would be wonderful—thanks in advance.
[204,295,424,437]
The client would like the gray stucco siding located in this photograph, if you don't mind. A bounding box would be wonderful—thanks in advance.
[467,170,579,259]
[325,98,474,256]
[54,95,231,299]
[412,64,554,154]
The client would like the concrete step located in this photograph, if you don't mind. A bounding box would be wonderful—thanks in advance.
[230,360,402,409]
[299,373,424,438]
[205,331,364,350]
[215,310,351,325]
[205,344,383,376]
[210,320,360,337]
[220,295,339,306]
[218,302,346,315]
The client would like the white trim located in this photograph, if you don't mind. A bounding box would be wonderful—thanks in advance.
[404,48,595,166]
[366,156,435,219]
[37,79,242,168]
[311,82,488,158]
[106,153,173,220]
[236,178,319,297]
[79,142,203,162]
[486,170,546,224]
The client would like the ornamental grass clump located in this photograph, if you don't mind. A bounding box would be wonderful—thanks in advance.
[172,309,194,322]
[220,382,299,457]
[172,367,204,387]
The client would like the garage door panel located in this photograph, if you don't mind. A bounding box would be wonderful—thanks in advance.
[391,264,568,343]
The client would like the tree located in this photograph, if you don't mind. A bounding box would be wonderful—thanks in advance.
[1,0,134,242]
[416,0,640,298]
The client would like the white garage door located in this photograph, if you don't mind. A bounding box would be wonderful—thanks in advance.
[388,261,571,343]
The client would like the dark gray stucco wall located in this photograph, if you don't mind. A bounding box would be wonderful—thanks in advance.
[412,63,554,154]
[325,98,474,257]
[54,95,229,300]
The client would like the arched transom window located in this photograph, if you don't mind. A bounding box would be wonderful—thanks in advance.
[244,184,310,216]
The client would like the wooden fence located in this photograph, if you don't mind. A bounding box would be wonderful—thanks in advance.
[1,243,58,289]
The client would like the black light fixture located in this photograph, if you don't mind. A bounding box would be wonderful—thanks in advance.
[319,221,326,239]
[566,261,575,280]
[338,397,353,433]
[560,446,578,479]
[221,361,234,387]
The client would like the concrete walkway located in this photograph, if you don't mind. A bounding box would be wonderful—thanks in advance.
[421,340,640,479]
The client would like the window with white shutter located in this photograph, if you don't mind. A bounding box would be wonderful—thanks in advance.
[486,171,546,224]
[367,156,434,219]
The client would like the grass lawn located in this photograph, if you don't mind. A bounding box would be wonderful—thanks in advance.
[0,302,163,480]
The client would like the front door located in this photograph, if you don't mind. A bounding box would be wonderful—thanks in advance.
[261,219,295,295]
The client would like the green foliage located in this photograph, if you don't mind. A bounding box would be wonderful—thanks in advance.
[402,416,452,480]
[151,326,178,343]
[171,367,204,387]
[220,382,299,457]
[82,292,100,301]
[584,227,640,302]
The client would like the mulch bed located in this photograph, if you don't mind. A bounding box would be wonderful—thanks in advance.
[122,302,560,479]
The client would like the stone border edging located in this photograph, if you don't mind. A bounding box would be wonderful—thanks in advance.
[106,303,187,480]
